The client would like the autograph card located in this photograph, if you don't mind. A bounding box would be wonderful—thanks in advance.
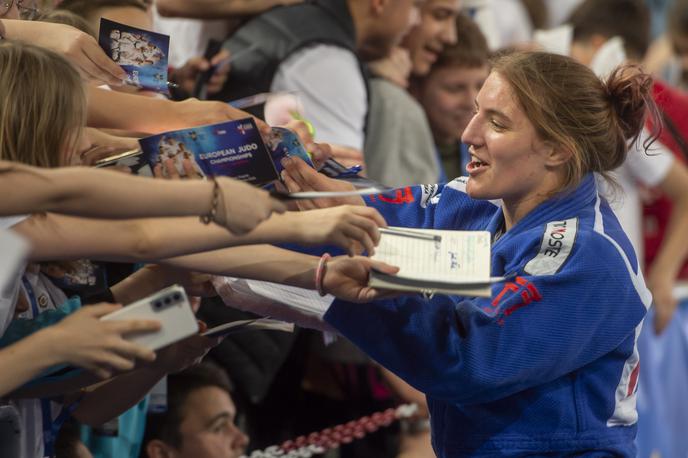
[138,118,280,185]
[98,18,170,94]
[264,126,314,174]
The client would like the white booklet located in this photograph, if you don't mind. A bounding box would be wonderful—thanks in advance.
[369,227,500,297]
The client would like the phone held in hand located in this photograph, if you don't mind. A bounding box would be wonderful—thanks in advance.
[101,284,198,351]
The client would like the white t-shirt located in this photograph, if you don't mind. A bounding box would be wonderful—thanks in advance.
[11,269,69,458]
[603,131,674,263]
[270,45,367,151]
[0,216,28,337]
[491,0,533,47]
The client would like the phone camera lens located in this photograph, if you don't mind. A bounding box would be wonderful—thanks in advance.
[153,301,162,309]
[164,297,171,305]
[173,293,181,301]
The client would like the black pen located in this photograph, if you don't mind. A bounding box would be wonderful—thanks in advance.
[379,227,442,242]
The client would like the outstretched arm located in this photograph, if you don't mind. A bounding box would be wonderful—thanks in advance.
[156,0,302,19]
[0,162,285,235]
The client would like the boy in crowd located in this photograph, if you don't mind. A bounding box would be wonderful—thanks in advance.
[142,363,248,458]
[413,13,490,179]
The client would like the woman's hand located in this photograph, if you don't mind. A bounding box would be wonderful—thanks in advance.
[215,177,287,235]
[277,120,332,169]
[368,47,413,88]
[173,49,231,96]
[291,206,387,256]
[281,157,365,210]
[3,21,126,85]
[322,256,400,303]
[47,303,160,379]
[648,272,678,334]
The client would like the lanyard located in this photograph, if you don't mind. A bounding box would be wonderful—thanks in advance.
[41,400,78,458]
[21,275,39,318]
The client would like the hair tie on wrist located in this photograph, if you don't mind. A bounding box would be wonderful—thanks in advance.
[315,253,331,297]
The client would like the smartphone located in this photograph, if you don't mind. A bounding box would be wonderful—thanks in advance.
[101,285,198,351]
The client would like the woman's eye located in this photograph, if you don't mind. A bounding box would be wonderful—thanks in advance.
[490,119,505,130]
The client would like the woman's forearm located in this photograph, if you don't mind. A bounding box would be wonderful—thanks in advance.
[0,162,214,220]
[0,329,63,397]
[17,211,305,263]
[72,366,165,426]
[163,245,318,288]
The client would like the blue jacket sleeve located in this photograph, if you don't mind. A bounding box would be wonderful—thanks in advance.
[365,179,499,231]
[323,233,648,404]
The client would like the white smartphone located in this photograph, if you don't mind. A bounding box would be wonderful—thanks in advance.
[101,284,198,351]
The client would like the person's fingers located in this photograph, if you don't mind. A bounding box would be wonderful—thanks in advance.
[107,318,161,335]
[342,225,374,256]
[81,40,127,85]
[352,206,387,231]
[308,143,331,168]
[182,159,199,179]
[280,167,312,192]
[190,296,202,312]
[92,366,113,380]
[283,157,324,189]
[349,213,381,248]
[368,259,400,275]
[269,198,288,214]
[98,351,137,371]
[189,57,210,72]
[362,288,401,302]
[74,49,108,83]
[153,163,164,178]
[164,158,181,179]
[85,303,123,318]
[111,339,157,362]
[210,49,231,66]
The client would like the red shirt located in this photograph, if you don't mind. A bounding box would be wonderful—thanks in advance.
[644,80,688,279]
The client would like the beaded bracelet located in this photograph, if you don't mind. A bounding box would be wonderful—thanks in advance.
[199,177,220,225]
[315,253,331,297]
[242,403,419,458]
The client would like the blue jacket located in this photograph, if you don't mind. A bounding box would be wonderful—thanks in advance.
[323,174,651,457]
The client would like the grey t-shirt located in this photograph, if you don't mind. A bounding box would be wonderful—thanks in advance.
[364,78,441,187]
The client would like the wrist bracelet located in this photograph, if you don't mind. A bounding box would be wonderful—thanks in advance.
[200,177,220,225]
[315,253,331,296]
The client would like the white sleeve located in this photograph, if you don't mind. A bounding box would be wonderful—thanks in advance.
[270,45,367,151]
[0,217,29,337]
[626,130,674,187]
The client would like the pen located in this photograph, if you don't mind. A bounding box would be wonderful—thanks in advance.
[379,227,442,242]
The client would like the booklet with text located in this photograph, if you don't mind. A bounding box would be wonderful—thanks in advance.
[96,118,315,186]
[369,228,500,297]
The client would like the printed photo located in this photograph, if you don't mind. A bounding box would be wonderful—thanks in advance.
[98,18,170,94]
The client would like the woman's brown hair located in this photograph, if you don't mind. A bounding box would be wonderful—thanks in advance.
[0,40,86,168]
[490,51,658,191]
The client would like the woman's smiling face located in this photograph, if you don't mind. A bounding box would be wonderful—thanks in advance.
[461,71,560,212]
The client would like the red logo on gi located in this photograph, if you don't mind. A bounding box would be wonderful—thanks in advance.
[368,187,415,205]
[484,276,542,325]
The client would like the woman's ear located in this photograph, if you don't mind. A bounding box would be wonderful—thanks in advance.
[145,439,175,458]
[541,141,572,168]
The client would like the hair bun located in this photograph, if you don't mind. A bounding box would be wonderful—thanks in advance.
[604,64,654,142]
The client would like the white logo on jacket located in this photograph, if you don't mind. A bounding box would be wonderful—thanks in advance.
[420,184,440,208]
[524,218,578,275]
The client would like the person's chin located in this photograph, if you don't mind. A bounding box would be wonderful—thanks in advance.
[466,180,493,200]
[412,59,432,77]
